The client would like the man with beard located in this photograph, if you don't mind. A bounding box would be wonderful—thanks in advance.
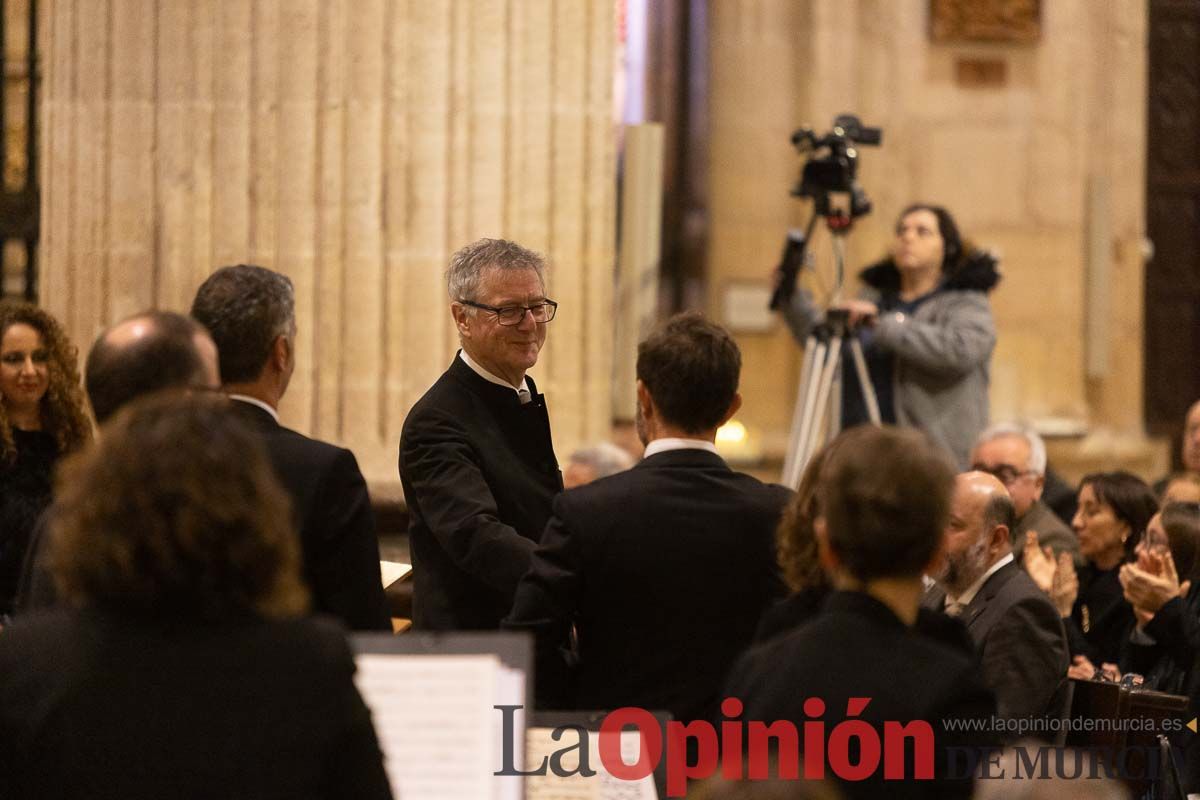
[924,471,1070,733]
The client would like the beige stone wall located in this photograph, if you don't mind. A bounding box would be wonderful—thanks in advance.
[39,1,617,491]
[708,0,1159,478]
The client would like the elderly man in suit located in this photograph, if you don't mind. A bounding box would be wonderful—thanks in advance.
[400,238,562,631]
[970,422,1079,567]
[505,312,790,723]
[192,265,390,632]
[925,471,1070,730]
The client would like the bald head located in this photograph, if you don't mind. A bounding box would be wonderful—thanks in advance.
[934,471,1016,596]
[85,311,220,423]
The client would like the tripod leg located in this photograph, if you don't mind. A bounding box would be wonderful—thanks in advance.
[847,337,882,425]
[791,340,828,486]
[802,334,842,470]
[782,335,819,487]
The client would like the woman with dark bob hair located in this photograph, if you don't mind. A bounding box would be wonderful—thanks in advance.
[0,301,91,617]
[1029,471,1158,674]
[781,204,998,468]
[0,393,392,800]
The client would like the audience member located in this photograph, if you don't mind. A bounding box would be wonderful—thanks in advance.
[505,313,790,723]
[14,311,220,613]
[610,417,646,462]
[562,441,634,488]
[924,472,1069,730]
[971,423,1079,566]
[1161,471,1200,505]
[400,238,562,630]
[83,311,220,424]
[1153,399,1200,495]
[0,302,91,617]
[725,425,996,800]
[192,265,390,632]
[1120,502,1200,693]
[756,434,973,657]
[1027,472,1157,671]
[0,394,392,800]
[1121,501,1200,792]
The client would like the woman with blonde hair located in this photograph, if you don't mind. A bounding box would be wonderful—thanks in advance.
[0,301,90,616]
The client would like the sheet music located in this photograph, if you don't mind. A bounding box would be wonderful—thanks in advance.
[494,664,526,800]
[355,653,500,800]
[524,728,658,800]
[379,560,413,588]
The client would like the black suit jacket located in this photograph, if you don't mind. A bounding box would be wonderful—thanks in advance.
[0,608,392,800]
[504,447,790,723]
[726,591,997,800]
[231,401,389,632]
[923,560,1069,726]
[399,355,561,630]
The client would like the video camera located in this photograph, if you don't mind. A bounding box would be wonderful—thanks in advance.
[791,113,881,218]
[768,114,882,311]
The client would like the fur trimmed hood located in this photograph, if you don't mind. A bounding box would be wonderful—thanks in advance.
[858,250,1001,294]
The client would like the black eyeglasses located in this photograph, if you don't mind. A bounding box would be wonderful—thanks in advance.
[458,299,558,326]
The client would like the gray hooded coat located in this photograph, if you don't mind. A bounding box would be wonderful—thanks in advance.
[782,252,999,468]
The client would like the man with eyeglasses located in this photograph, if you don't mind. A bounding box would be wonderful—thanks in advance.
[400,238,563,630]
[970,423,1080,569]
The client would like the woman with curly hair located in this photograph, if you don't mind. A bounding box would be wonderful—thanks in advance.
[0,301,90,616]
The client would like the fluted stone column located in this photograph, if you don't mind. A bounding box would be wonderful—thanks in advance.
[39,0,616,491]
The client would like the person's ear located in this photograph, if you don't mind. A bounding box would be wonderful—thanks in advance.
[718,392,743,426]
[271,334,291,373]
[990,524,1011,558]
[451,302,472,339]
[636,380,654,422]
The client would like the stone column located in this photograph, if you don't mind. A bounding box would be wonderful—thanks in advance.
[39,0,617,490]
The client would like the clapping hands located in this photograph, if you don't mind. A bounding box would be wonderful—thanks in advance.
[1119,547,1191,627]
[1024,531,1078,617]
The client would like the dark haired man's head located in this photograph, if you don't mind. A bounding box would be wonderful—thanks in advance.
[190,265,296,403]
[816,425,955,583]
[85,311,219,424]
[635,312,741,442]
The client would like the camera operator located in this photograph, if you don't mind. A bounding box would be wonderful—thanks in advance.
[779,204,1000,468]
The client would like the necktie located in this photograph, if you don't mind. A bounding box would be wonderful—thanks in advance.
[945,600,966,618]
[518,388,532,405]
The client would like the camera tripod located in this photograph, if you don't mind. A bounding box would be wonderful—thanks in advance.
[779,226,882,490]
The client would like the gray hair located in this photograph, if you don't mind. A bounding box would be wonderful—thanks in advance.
[568,442,635,480]
[975,422,1047,476]
[446,238,546,302]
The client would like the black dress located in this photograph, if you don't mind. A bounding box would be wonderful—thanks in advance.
[1066,563,1134,665]
[0,428,58,616]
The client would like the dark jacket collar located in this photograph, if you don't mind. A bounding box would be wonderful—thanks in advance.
[822,590,911,631]
[447,351,540,408]
[229,397,281,430]
[858,250,1001,295]
[635,447,729,471]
